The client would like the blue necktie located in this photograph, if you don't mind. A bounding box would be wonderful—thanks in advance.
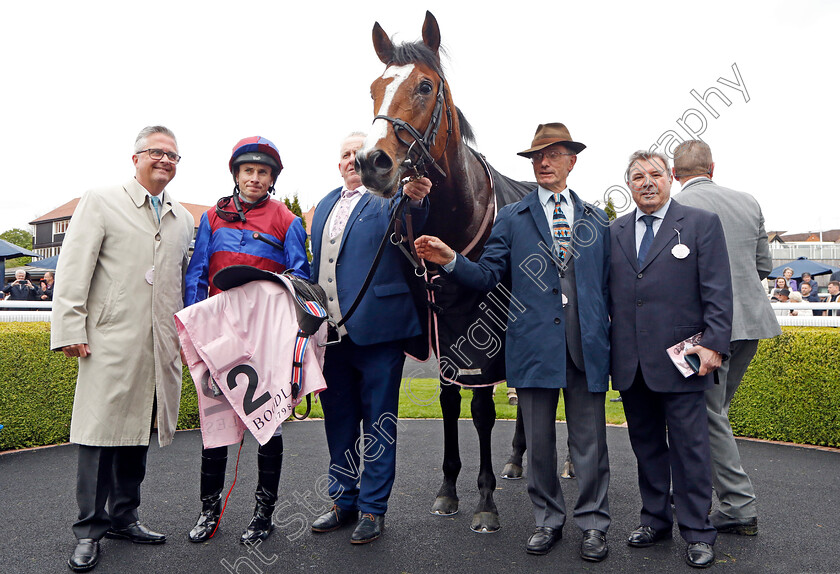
[552,193,571,263]
[150,195,161,223]
[637,215,656,266]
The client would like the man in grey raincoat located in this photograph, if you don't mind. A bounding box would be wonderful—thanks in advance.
[52,125,194,572]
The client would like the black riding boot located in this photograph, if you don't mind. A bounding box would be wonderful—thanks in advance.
[189,446,227,542]
[240,435,283,545]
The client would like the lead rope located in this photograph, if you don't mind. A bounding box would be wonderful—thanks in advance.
[209,437,245,539]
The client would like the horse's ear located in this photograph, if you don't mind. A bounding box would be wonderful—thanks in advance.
[373,22,394,64]
[422,11,441,54]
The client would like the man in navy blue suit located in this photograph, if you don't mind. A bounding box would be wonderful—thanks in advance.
[308,132,430,544]
[416,123,612,562]
[609,150,733,569]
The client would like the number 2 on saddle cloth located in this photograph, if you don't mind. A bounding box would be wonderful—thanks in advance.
[175,267,329,449]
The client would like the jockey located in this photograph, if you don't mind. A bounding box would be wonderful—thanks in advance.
[184,136,310,545]
[184,135,310,305]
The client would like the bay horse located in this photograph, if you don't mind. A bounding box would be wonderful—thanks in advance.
[355,11,530,533]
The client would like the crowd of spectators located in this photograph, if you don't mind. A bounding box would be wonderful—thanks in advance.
[2,270,54,301]
[768,269,840,318]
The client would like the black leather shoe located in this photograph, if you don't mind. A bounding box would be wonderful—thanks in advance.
[580,529,608,562]
[312,504,358,533]
[526,526,561,555]
[105,522,166,544]
[68,539,100,572]
[686,542,715,568]
[710,511,758,535]
[350,513,384,544]
[627,525,671,547]
[188,499,221,543]
[240,503,275,545]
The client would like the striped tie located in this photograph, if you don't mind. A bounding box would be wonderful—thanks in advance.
[552,193,571,262]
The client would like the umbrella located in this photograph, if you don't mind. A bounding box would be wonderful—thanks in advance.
[25,254,58,270]
[768,257,840,280]
[0,238,39,259]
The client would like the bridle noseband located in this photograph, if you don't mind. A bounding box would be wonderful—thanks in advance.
[373,72,453,180]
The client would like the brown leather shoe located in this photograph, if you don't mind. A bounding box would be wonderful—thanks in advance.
[311,504,358,533]
[350,513,384,544]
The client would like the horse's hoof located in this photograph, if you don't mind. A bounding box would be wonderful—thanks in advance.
[470,512,501,533]
[560,460,576,479]
[501,463,523,480]
[430,496,459,516]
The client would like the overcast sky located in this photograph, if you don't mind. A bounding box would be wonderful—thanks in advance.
[2,0,837,236]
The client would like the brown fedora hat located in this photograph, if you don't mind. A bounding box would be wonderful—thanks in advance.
[517,122,586,157]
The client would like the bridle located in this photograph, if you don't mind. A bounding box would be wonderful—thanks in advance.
[373,72,453,181]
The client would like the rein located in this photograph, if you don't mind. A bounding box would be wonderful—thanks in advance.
[319,194,413,346]
[373,73,452,181]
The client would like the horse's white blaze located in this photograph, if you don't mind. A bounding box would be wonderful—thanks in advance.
[363,64,415,153]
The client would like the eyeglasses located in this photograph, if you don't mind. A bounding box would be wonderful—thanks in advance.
[137,148,181,164]
[530,149,575,163]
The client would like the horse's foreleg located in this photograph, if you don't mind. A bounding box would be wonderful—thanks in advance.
[501,403,527,480]
[431,381,461,516]
[470,386,500,533]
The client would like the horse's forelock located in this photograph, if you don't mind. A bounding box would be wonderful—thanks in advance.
[386,41,474,146]
[388,40,446,79]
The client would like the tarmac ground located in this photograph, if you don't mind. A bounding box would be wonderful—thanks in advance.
[1,419,838,574]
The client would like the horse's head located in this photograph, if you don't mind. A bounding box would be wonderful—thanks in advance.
[356,11,454,198]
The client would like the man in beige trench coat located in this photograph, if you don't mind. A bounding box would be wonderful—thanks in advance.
[51,126,194,572]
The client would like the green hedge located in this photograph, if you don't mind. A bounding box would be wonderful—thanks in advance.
[2,323,839,451]
[0,323,199,451]
[730,327,840,446]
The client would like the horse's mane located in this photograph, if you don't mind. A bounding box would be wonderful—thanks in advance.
[388,39,476,145]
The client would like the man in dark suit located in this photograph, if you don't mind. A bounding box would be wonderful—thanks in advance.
[826,281,840,316]
[800,273,823,316]
[674,140,780,536]
[308,132,430,544]
[416,123,612,562]
[610,150,733,569]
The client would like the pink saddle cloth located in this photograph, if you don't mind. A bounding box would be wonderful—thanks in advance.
[176,279,327,448]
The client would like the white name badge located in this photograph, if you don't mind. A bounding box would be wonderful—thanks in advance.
[672,244,690,259]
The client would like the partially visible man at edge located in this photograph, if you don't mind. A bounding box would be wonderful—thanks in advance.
[674,139,781,537]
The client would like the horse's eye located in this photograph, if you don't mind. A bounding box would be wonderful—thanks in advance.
[419,81,433,95]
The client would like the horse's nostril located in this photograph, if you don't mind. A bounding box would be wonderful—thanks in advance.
[370,150,393,172]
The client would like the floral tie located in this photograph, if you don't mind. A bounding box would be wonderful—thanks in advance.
[329,189,360,239]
